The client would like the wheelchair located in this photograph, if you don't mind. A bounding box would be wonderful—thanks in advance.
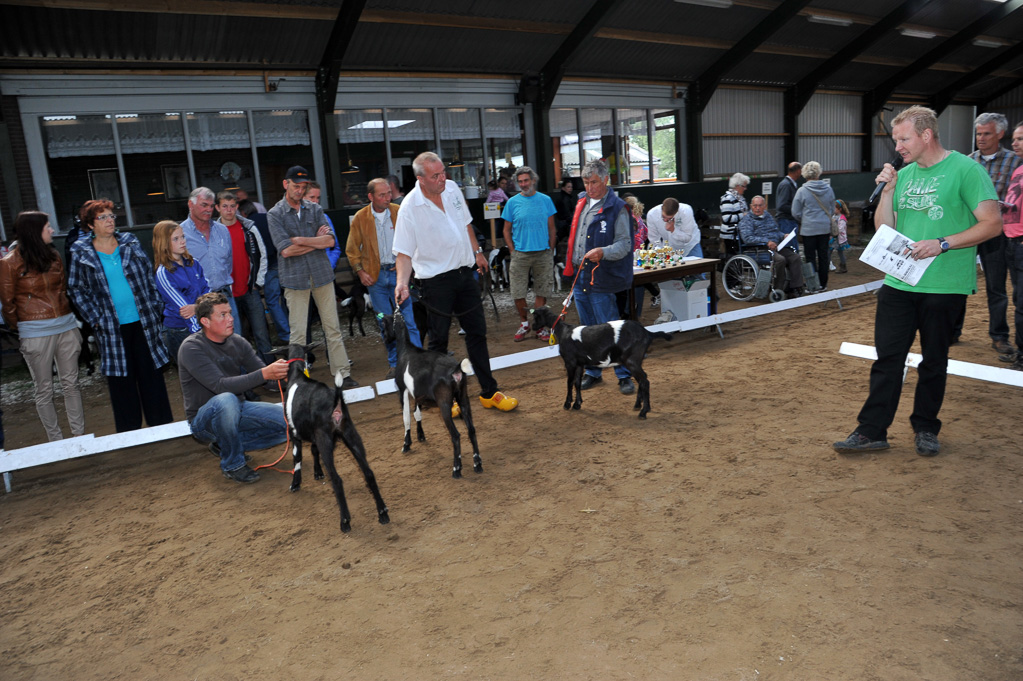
[722,233,811,303]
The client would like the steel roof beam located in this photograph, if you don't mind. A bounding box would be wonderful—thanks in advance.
[865,0,1023,120]
[933,40,1023,115]
[315,0,367,207]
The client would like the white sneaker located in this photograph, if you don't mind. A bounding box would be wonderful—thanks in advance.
[654,310,676,324]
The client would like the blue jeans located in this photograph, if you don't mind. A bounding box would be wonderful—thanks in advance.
[367,268,421,366]
[163,326,190,363]
[1008,237,1023,350]
[190,393,288,472]
[573,284,630,380]
[235,288,274,364]
[263,267,290,344]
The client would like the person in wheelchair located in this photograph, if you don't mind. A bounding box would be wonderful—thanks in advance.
[737,195,804,297]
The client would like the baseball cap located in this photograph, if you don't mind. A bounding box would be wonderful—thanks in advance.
[285,166,313,183]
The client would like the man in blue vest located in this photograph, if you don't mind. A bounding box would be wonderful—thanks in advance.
[562,159,635,395]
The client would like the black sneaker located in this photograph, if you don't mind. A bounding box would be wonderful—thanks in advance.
[580,374,603,390]
[618,377,635,395]
[915,431,940,457]
[1011,355,1023,372]
[833,432,890,453]
[223,465,260,483]
[341,376,360,389]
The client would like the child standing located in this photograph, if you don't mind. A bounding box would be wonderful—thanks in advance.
[830,199,851,274]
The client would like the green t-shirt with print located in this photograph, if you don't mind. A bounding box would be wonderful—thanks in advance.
[886,150,997,295]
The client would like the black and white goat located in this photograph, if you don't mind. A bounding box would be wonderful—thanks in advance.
[382,311,482,478]
[285,344,390,533]
[531,306,672,419]
[335,280,370,337]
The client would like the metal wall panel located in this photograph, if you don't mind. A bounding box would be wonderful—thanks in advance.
[798,137,861,175]
[702,89,784,177]
[799,93,862,173]
[991,83,1023,134]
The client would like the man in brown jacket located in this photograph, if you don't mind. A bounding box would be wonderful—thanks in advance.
[345,177,422,379]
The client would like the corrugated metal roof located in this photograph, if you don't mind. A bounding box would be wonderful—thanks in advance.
[0,0,1020,106]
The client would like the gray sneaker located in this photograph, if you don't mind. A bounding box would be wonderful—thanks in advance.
[915,431,940,457]
[833,432,890,453]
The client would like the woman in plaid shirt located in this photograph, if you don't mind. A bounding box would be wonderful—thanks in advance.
[68,199,173,432]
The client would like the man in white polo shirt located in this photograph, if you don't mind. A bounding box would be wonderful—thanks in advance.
[394,151,518,412]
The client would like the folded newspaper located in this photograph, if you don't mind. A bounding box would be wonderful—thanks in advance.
[859,223,934,286]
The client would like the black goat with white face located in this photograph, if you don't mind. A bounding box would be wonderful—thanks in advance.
[531,306,672,419]
[381,311,482,478]
[284,345,390,533]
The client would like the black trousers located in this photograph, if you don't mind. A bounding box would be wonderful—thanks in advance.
[855,285,965,441]
[418,267,499,398]
[106,322,174,432]
[803,234,830,289]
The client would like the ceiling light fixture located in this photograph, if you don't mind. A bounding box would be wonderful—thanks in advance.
[972,38,1003,48]
[673,0,733,8]
[807,14,853,27]
[900,28,936,39]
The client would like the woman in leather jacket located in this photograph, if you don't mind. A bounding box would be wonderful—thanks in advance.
[0,211,85,441]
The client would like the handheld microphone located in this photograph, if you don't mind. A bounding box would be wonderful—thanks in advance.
[868,156,905,204]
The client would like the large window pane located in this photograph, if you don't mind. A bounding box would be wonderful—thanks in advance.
[616,108,649,185]
[387,108,435,198]
[40,114,119,231]
[579,109,614,181]
[551,108,578,184]
[335,109,388,206]
[484,108,524,186]
[116,113,189,226]
[438,108,483,193]
[253,109,313,209]
[652,110,678,181]
[188,111,258,204]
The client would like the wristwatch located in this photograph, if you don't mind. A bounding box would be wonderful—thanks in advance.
[475,247,484,254]
[937,237,950,254]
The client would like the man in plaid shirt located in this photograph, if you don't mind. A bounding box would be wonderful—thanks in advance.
[969,112,1021,360]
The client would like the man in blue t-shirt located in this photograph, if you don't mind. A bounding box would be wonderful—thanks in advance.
[501,166,556,342]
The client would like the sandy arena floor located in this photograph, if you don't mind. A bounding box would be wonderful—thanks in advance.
[1,256,1021,681]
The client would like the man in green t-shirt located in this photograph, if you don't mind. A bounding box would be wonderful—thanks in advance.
[834,106,1002,457]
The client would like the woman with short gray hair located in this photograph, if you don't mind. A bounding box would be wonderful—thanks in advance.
[792,161,836,291]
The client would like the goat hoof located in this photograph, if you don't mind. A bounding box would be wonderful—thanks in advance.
[563,402,571,410]
[452,469,462,479]
[378,511,390,525]
[473,463,483,474]
[401,444,411,454]
[314,472,325,481]
[340,521,352,534]
[417,433,426,442]
[289,483,301,493]
[572,403,581,411]
[638,412,648,419]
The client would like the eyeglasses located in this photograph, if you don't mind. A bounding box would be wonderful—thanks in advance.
[96,214,116,221]
[661,214,675,222]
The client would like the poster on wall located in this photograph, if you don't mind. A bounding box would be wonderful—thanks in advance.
[87,168,123,207]
[162,165,191,201]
